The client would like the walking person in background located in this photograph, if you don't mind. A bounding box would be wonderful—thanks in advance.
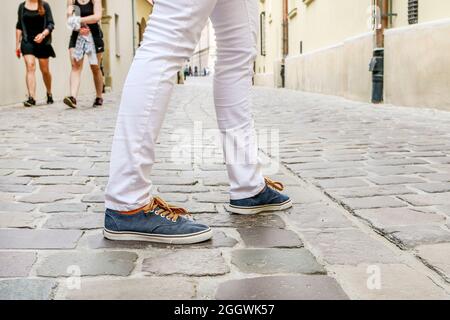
[16,0,55,107]
[64,0,104,109]
[104,0,292,245]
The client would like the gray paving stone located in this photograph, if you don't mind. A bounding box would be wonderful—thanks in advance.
[420,173,450,182]
[0,279,57,300]
[328,185,413,199]
[194,213,285,228]
[39,185,95,194]
[341,196,407,210]
[142,249,229,276]
[37,251,137,277]
[368,175,426,185]
[232,248,325,274]
[399,193,450,206]
[416,243,450,283]
[0,160,38,170]
[367,166,435,176]
[412,182,450,193]
[81,192,105,203]
[32,176,90,185]
[0,184,35,193]
[152,176,198,185]
[65,278,196,300]
[40,203,88,213]
[153,193,188,203]
[0,202,36,212]
[330,264,449,299]
[301,229,399,265]
[296,168,367,179]
[238,227,302,248]
[0,176,31,185]
[315,178,369,189]
[15,170,74,177]
[383,225,450,249]
[215,275,348,300]
[193,192,229,203]
[435,205,450,218]
[0,229,82,249]
[18,192,74,204]
[157,185,210,193]
[0,252,37,277]
[287,203,354,229]
[354,208,445,230]
[43,213,103,230]
[0,212,42,228]
[283,186,324,204]
[40,162,93,170]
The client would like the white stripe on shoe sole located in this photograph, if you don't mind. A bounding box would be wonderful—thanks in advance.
[226,199,293,215]
[103,228,213,244]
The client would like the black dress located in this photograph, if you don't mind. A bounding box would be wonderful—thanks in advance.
[16,2,56,59]
[69,0,105,53]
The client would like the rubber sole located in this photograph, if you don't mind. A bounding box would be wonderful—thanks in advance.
[63,97,77,109]
[103,228,213,245]
[226,199,293,215]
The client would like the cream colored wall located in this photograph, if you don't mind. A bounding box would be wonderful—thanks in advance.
[254,0,283,87]
[0,0,135,106]
[104,0,134,92]
[419,0,450,23]
[384,18,450,110]
[288,0,371,55]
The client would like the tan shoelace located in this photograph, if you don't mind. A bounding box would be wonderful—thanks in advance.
[146,196,190,222]
[264,177,285,191]
[121,196,190,222]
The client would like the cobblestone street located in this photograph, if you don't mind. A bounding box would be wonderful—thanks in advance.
[1,77,450,300]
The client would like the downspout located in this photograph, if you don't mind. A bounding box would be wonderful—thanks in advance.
[370,0,389,103]
[281,0,289,88]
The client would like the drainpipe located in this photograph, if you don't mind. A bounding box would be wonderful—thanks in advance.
[281,0,289,88]
[370,0,388,103]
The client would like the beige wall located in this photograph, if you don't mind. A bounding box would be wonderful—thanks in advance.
[255,0,283,87]
[288,0,371,55]
[385,18,450,111]
[0,0,135,106]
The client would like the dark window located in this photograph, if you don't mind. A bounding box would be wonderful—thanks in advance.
[260,12,266,56]
[408,0,418,24]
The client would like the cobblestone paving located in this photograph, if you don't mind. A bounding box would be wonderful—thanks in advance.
[1,77,450,300]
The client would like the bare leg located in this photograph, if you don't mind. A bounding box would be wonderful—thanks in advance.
[91,53,104,98]
[38,58,52,95]
[23,55,36,98]
[69,48,84,98]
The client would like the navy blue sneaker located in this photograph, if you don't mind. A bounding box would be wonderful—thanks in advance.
[104,197,213,244]
[227,178,292,215]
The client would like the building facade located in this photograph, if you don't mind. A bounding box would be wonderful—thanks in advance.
[255,0,450,111]
[1,0,153,106]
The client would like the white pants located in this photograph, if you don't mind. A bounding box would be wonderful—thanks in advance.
[105,0,265,211]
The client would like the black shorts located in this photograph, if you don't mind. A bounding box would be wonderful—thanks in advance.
[21,40,56,59]
[69,32,105,54]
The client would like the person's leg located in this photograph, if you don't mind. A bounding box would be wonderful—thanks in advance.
[105,0,217,212]
[91,53,104,99]
[69,49,84,98]
[23,55,36,99]
[38,58,52,95]
[210,0,292,214]
[210,0,265,200]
